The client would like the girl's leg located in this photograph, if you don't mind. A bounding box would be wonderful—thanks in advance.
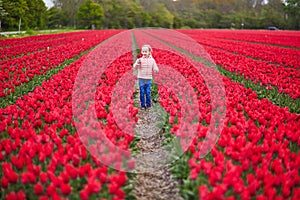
[145,80,152,108]
[138,79,146,108]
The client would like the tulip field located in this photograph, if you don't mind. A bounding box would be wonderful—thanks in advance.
[0,29,299,200]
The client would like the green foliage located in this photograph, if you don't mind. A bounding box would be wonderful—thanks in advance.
[1,0,27,30]
[172,14,183,28]
[98,0,153,29]
[1,0,300,31]
[57,0,86,28]
[25,29,34,35]
[148,3,174,28]
[47,7,67,28]
[285,0,300,29]
[0,0,8,18]
[24,0,47,29]
[0,0,47,31]
[76,0,104,29]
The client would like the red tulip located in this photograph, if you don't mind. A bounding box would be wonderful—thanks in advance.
[60,183,72,195]
[80,189,89,200]
[65,164,77,180]
[87,180,101,194]
[233,180,244,194]
[198,185,208,199]
[5,192,17,200]
[34,182,44,195]
[7,170,18,184]
[39,172,48,184]
[46,184,56,196]
[38,196,48,200]
[116,189,125,199]
[1,177,9,188]
[108,182,118,194]
[127,159,135,170]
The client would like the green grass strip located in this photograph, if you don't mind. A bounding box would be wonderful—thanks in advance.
[129,31,142,153]
[132,31,140,61]
[121,31,140,200]
[144,32,300,114]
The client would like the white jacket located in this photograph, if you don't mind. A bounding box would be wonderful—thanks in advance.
[133,55,159,79]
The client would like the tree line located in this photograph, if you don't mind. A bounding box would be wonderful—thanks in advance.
[0,0,299,31]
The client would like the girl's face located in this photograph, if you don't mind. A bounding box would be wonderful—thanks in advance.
[141,47,150,58]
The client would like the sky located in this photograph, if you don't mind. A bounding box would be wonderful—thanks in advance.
[43,0,54,8]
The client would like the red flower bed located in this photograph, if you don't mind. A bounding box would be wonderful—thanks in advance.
[180,32,300,68]
[0,32,78,61]
[144,29,300,99]
[179,29,300,48]
[0,29,299,200]
[133,29,300,199]
[153,51,299,200]
[190,79,300,200]
[203,45,300,99]
[0,31,121,62]
[0,46,135,199]
[0,30,121,98]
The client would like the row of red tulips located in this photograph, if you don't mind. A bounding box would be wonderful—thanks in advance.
[142,29,300,100]
[179,31,300,68]
[0,31,119,61]
[179,29,300,48]
[0,30,121,98]
[0,32,90,60]
[203,45,300,99]
[156,50,300,200]
[1,49,135,199]
[0,32,81,48]
[189,79,300,200]
[133,29,300,199]
[1,30,139,199]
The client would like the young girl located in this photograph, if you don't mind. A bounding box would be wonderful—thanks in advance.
[133,44,159,109]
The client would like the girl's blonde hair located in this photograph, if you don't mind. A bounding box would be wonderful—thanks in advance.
[142,44,152,53]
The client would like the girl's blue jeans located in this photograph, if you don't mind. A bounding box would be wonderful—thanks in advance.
[138,78,152,108]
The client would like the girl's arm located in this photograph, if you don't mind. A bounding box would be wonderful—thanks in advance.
[133,58,141,69]
[153,60,159,73]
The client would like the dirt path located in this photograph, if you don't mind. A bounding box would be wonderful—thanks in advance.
[131,92,183,200]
